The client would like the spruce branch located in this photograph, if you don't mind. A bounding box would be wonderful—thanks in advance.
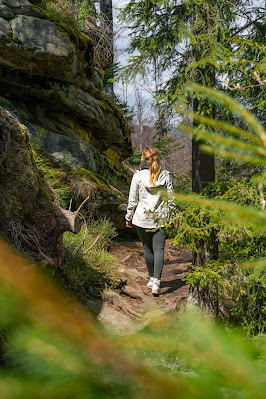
[188,84,266,147]
[176,107,263,146]
[223,0,261,36]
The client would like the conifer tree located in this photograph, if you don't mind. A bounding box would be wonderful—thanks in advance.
[120,0,265,307]
[120,0,265,221]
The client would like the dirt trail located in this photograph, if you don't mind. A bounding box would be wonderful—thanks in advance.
[110,239,192,318]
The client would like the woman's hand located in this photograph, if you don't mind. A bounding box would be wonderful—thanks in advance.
[126,220,133,228]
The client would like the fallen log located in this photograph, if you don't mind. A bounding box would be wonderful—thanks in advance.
[56,209,83,234]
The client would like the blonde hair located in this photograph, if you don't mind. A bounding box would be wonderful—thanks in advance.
[141,147,161,186]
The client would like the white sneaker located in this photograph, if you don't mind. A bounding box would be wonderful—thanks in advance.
[152,278,161,295]
[147,277,154,288]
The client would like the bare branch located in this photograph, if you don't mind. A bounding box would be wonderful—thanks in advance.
[224,0,261,35]
[75,195,91,213]
[84,235,101,254]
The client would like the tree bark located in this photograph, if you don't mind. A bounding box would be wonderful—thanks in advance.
[188,69,218,311]
[192,95,215,193]
[100,0,114,96]
[192,138,215,193]
[56,209,83,234]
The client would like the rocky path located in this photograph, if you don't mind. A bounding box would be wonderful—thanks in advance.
[96,239,192,333]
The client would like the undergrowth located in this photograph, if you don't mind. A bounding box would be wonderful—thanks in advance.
[31,148,122,300]
[60,219,118,300]
[32,148,127,213]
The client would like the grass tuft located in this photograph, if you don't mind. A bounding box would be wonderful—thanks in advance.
[61,219,118,299]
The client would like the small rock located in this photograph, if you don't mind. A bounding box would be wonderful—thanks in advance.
[98,303,133,333]
[85,299,102,315]
[118,203,127,211]
[0,16,9,34]
[123,268,148,280]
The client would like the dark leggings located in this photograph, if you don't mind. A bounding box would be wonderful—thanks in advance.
[136,227,167,279]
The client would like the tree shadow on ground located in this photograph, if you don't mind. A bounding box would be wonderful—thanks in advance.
[160,279,188,296]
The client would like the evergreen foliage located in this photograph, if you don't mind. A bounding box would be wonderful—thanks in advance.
[166,85,266,334]
[119,1,265,111]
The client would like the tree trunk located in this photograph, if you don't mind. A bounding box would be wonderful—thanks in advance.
[191,90,218,264]
[192,95,215,193]
[192,139,215,193]
[56,209,82,234]
[100,0,114,96]
[188,70,218,312]
[0,107,83,267]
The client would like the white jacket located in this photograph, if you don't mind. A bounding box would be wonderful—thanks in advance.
[125,167,173,229]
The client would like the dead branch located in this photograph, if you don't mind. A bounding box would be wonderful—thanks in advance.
[122,161,137,174]
[84,235,101,254]
[109,185,125,197]
[57,209,82,233]
[121,253,133,263]
[224,0,261,35]
[75,195,91,213]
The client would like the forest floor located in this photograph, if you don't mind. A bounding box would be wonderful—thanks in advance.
[93,236,192,333]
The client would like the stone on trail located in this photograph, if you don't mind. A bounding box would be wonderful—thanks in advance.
[98,303,134,333]
[103,290,141,318]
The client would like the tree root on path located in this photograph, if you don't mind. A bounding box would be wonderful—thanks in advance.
[121,285,145,301]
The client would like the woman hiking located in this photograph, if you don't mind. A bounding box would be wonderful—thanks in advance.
[125,147,173,296]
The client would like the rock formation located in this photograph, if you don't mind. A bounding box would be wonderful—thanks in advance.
[0,106,82,265]
[0,0,132,261]
[0,0,131,160]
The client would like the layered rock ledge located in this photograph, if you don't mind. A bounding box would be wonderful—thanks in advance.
[0,0,132,160]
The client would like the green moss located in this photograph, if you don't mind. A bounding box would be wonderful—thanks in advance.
[55,115,91,143]
[32,146,129,210]
[98,68,105,78]
[98,99,114,114]
[103,148,120,169]
[99,97,132,139]
[79,168,111,193]
[75,127,92,143]
[35,5,93,46]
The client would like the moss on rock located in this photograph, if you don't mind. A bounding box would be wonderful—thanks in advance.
[33,5,95,75]
[103,148,120,169]
[0,107,81,264]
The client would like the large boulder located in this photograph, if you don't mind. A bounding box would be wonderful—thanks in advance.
[0,0,132,160]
